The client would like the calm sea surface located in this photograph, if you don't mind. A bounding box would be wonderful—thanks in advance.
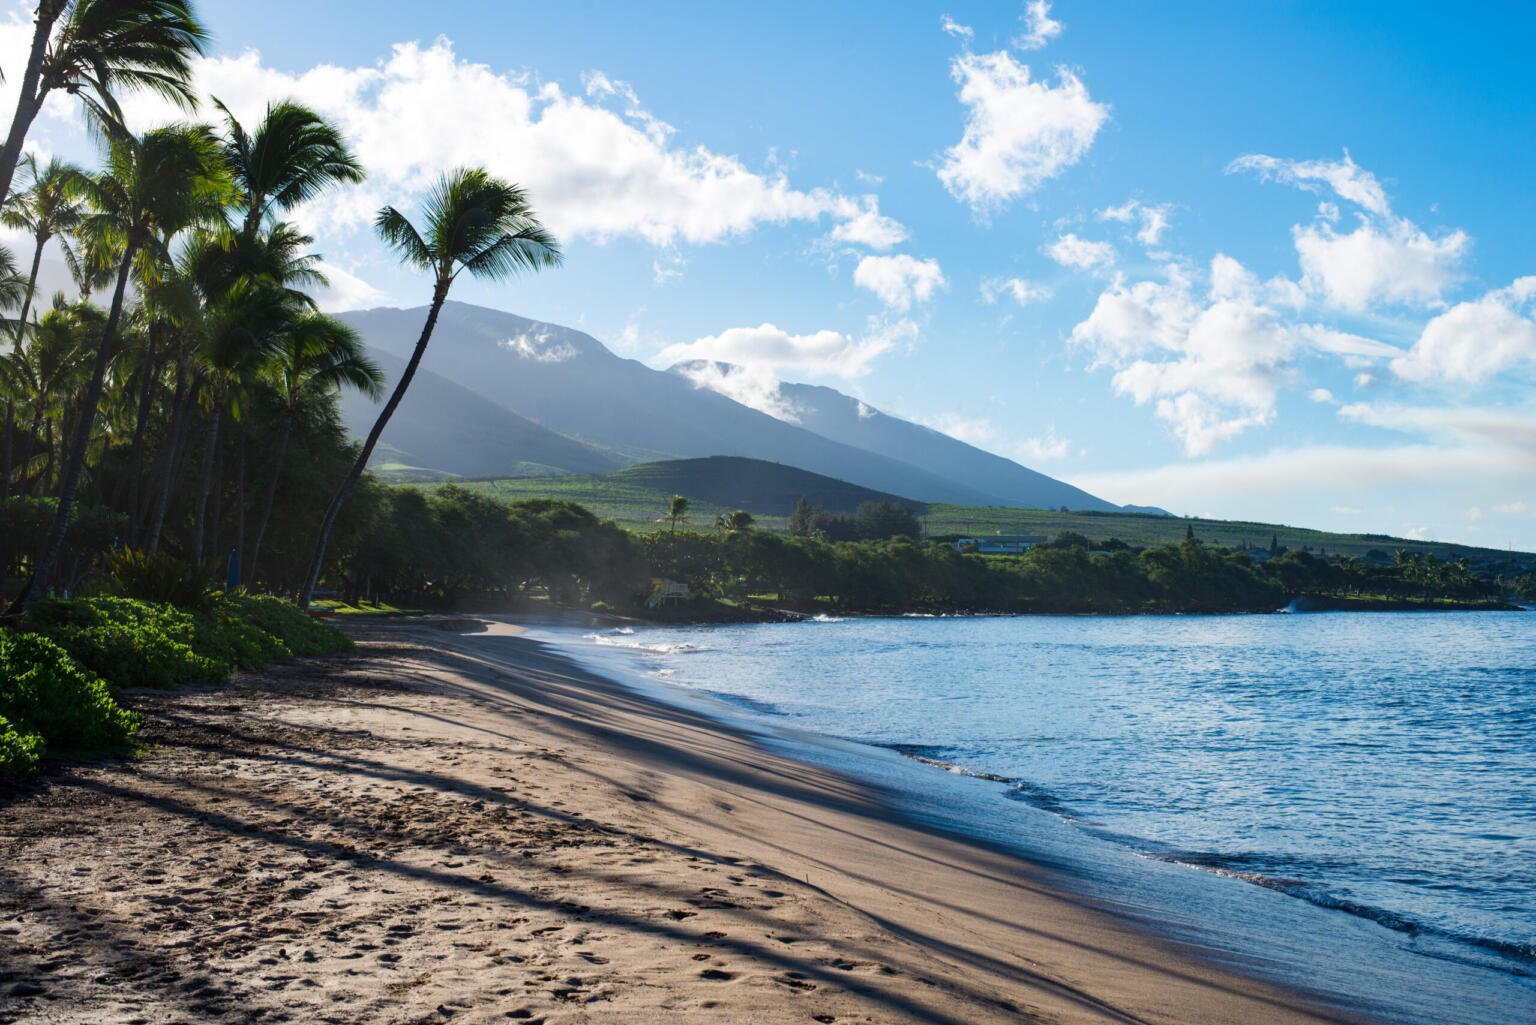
[553,610,1536,1023]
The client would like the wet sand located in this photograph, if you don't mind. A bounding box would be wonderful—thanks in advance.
[0,617,1377,1024]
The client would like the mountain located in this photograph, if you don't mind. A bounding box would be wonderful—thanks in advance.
[608,456,916,516]
[339,303,1005,504]
[670,360,1119,512]
[336,302,1129,510]
[338,347,626,479]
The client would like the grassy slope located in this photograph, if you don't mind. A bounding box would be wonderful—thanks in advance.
[426,461,1532,565]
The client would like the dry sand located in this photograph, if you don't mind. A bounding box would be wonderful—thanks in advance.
[0,617,1378,1025]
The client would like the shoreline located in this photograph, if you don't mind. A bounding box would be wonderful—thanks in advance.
[0,617,1408,1023]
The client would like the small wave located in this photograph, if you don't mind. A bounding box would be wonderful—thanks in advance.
[809,613,847,623]
[1152,852,1536,972]
[882,744,1021,785]
[591,636,704,655]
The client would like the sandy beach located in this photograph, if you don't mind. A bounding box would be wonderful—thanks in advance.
[0,617,1377,1025]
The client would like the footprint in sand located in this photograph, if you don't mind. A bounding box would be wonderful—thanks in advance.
[699,969,736,981]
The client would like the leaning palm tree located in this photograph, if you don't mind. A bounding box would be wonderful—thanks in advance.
[0,0,207,205]
[14,122,229,608]
[2,154,88,333]
[297,168,561,607]
[668,495,690,534]
[247,313,380,586]
[217,97,364,238]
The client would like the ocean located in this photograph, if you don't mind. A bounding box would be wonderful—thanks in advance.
[548,610,1536,1025]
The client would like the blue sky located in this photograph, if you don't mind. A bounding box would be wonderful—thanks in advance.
[5,1,1534,547]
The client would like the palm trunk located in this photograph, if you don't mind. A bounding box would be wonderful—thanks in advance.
[17,409,41,495]
[2,398,12,501]
[246,409,292,588]
[234,419,246,581]
[16,231,45,336]
[0,2,60,208]
[143,364,191,550]
[122,335,161,537]
[207,442,223,568]
[12,240,135,609]
[299,284,447,607]
[190,406,221,564]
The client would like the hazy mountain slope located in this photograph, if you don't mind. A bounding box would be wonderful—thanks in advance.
[671,360,1119,512]
[609,456,917,516]
[337,303,1002,504]
[338,347,626,479]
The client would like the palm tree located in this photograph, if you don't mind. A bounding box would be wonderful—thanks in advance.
[217,98,364,237]
[668,495,690,534]
[14,122,229,608]
[2,154,88,333]
[297,168,561,607]
[247,313,380,586]
[0,0,207,206]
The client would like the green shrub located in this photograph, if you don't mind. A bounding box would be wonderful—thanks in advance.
[23,597,227,689]
[190,606,290,670]
[0,632,139,752]
[226,595,352,656]
[0,714,44,777]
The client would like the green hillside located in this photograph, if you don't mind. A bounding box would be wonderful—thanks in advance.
[427,457,1534,566]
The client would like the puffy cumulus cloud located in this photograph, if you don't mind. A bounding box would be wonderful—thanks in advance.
[1097,199,1173,246]
[937,50,1107,213]
[853,254,947,311]
[655,321,897,380]
[1230,152,1469,312]
[1495,500,1528,514]
[1015,1,1064,50]
[1045,233,1116,271]
[499,328,580,363]
[980,276,1052,306]
[1391,277,1536,383]
[824,197,909,250]
[671,360,805,423]
[1070,255,1404,455]
[93,39,886,250]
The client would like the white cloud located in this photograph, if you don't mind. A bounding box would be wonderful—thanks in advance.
[853,254,947,311]
[1046,233,1116,271]
[1231,152,1468,312]
[825,197,909,250]
[1098,199,1173,246]
[500,328,580,363]
[1495,500,1528,514]
[312,261,387,312]
[1015,1,1064,50]
[940,15,973,42]
[1330,506,1362,515]
[1337,401,1536,451]
[92,39,885,251]
[919,412,997,446]
[1308,388,1336,404]
[1391,277,1536,383]
[937,50,1108,213]
[672,360,804,422]
[981,276,1052,306]
[655,321,896,379]
[1468,506,1484,521]
[1020,427,1071,460]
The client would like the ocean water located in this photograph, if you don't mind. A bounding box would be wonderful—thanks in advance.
[550,611,1536,1024]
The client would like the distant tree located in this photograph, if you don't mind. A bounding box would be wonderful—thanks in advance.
[852,500,921,541]
[716,509,754,532]
[788,496,815,537]
[1048,530,1091,550]
[1269,534,1281,556]
[667,494,689,534]
[1185,522,1196,542]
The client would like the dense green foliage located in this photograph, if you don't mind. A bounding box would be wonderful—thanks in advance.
[0,631,139,763]
[225,594,353,655]
[0,714,44,777]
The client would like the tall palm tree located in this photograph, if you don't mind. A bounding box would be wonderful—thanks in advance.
[1,154,88,333]
[217,98,364,237]
[14,122,229,608]
[668,495,689,534]
[297,168,561,607]
[0,0,207,206]
[247,312,380,586]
